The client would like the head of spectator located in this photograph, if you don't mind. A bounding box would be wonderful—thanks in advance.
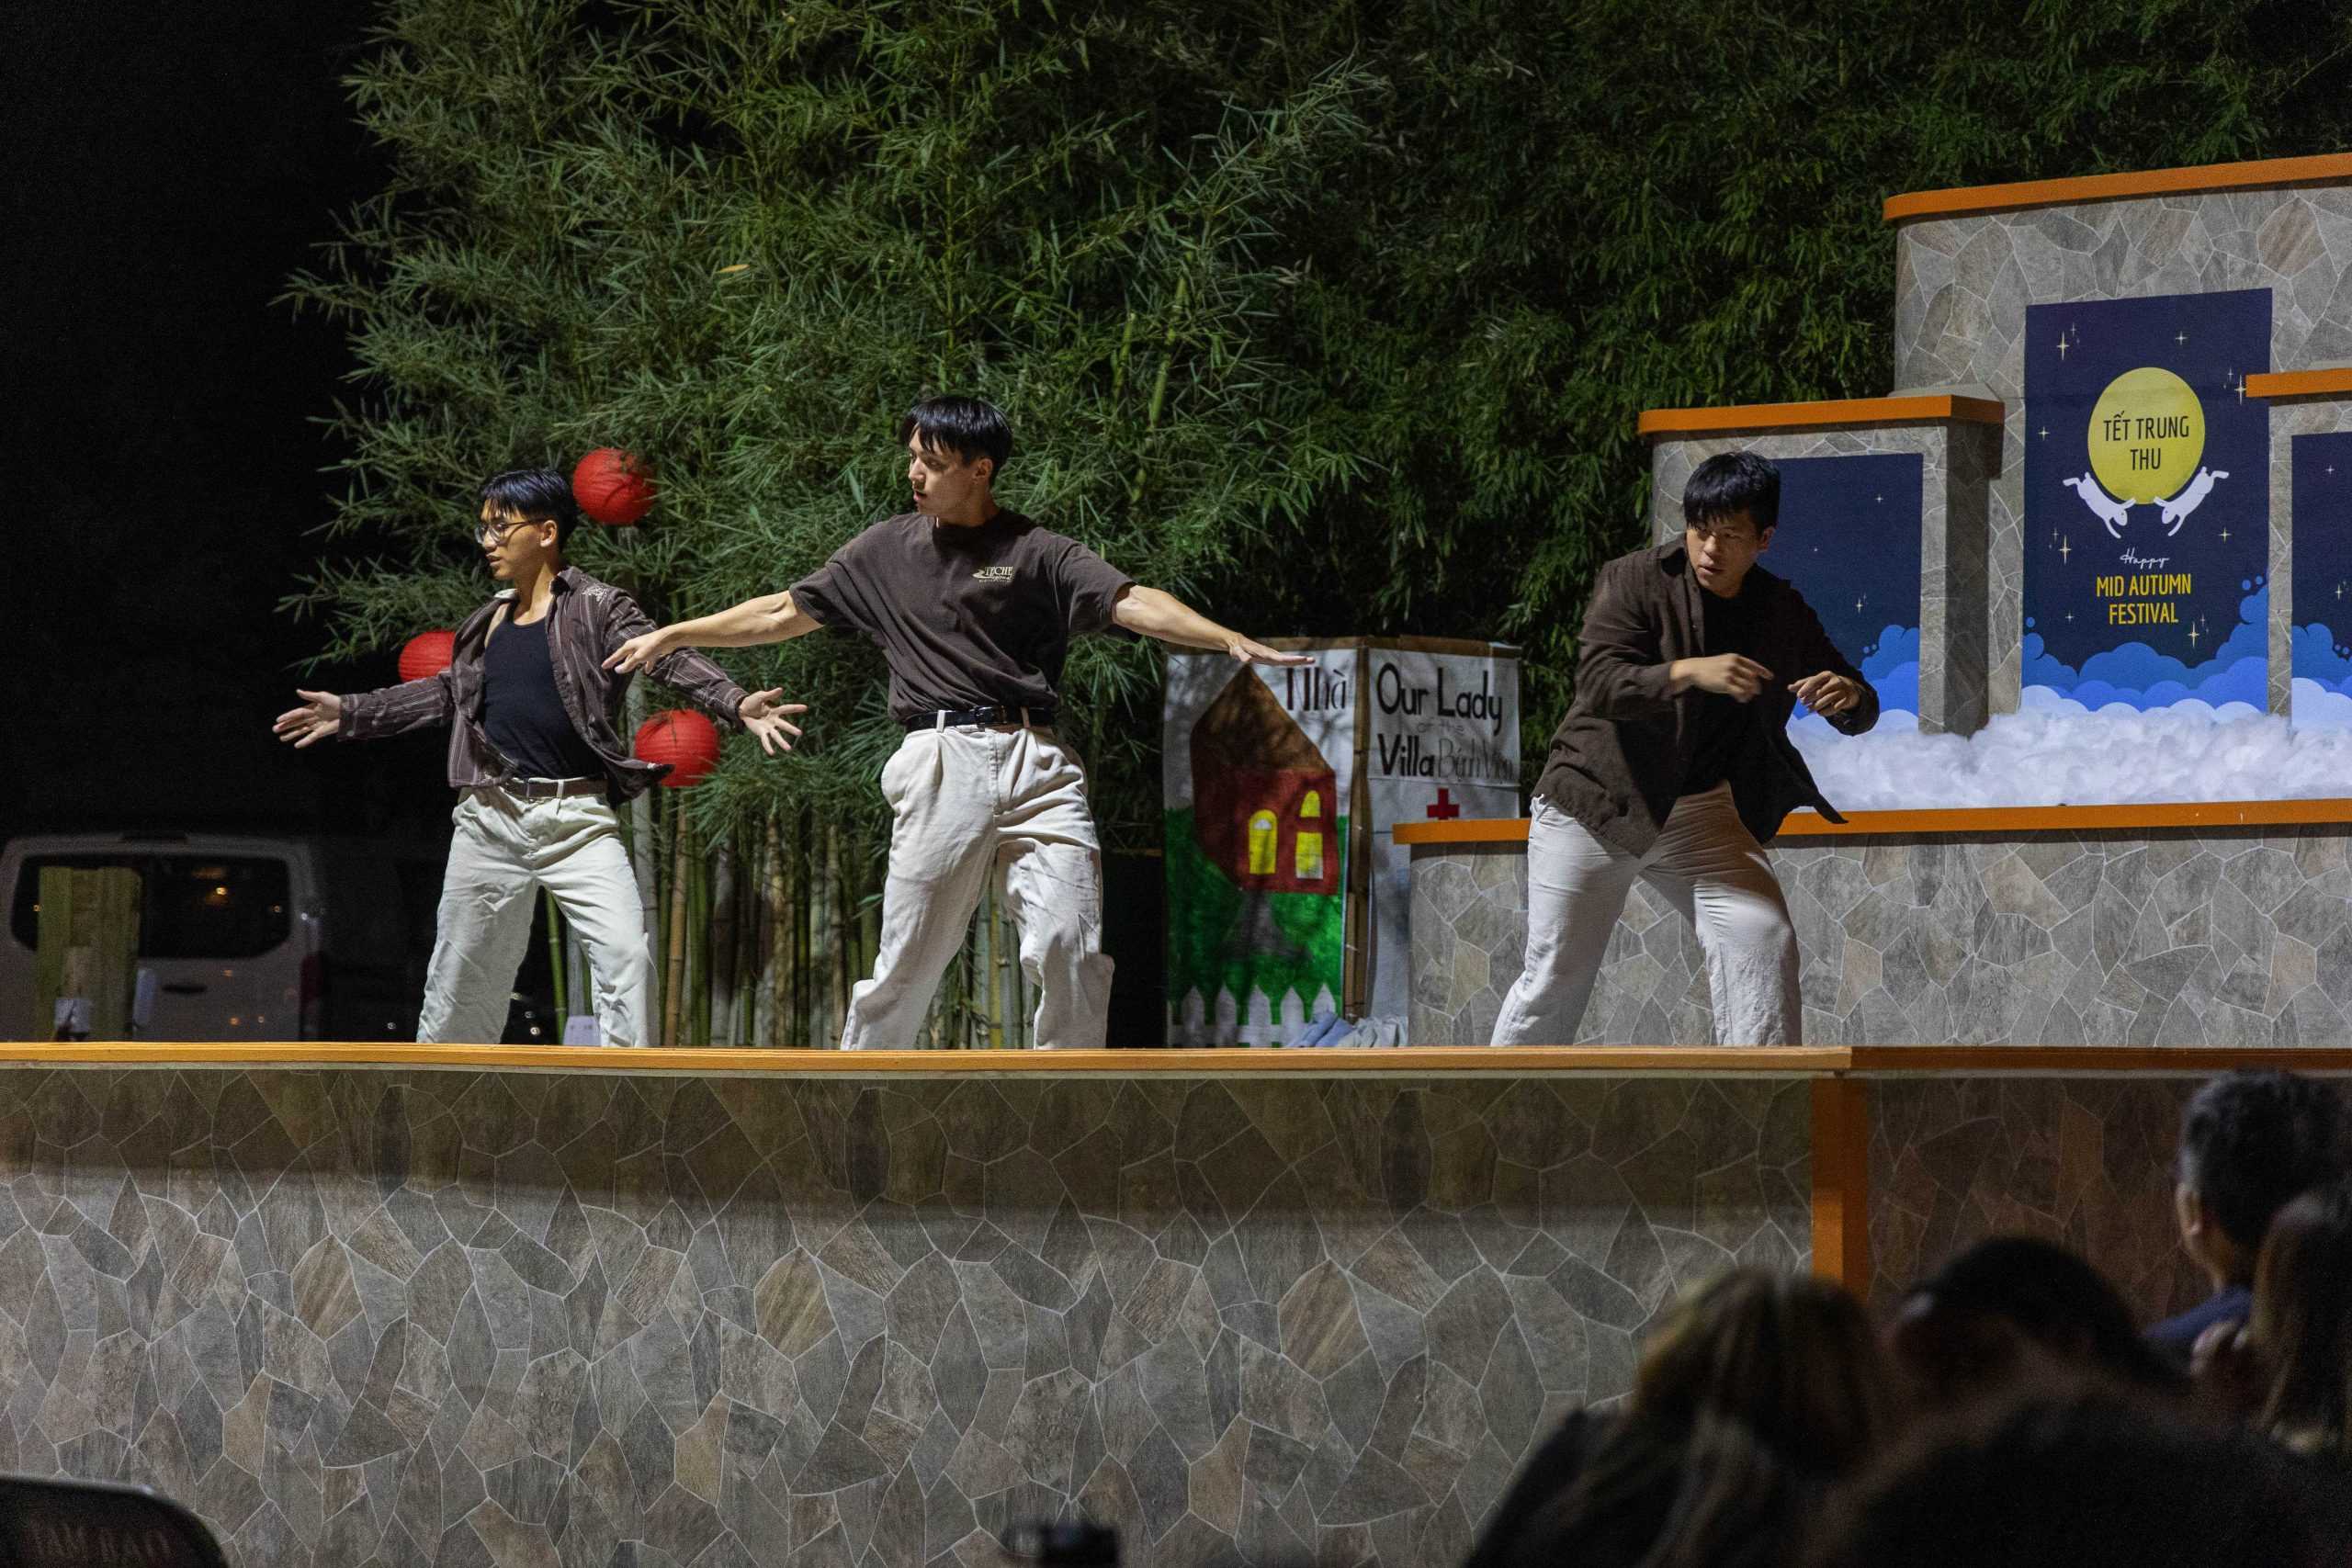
[1496,1268,1894,1568]
[1887,1236,2185,1411]
[2241,1175,2352,1457]
[2176,1070,2346,1292]
[1805,1392,2352,1568]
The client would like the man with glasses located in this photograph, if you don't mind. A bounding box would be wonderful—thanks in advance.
[273,468,803,1046]
[606,396,1306,1049]
[1491,451,1877,1047]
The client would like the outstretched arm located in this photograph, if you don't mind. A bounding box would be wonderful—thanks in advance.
[274,669,454,747]
[605,591,820,674]
[1112,585,1313,667]
[602,591,812,753]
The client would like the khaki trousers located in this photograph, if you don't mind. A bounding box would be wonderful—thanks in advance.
[843,725,1114,1049]
[1491,783,1802,1046]
[417,787,653,1047]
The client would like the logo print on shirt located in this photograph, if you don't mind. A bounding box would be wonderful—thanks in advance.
[972,566,1015,582]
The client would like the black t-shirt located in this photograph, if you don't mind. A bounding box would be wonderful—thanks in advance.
[481,615,604,780]
[789,510,1134,723]
[1679,580,1764,795]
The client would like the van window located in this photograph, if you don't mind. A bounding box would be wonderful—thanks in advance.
[10,855,293,959]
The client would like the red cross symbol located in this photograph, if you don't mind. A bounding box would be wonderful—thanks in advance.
[1426,789,1462,820]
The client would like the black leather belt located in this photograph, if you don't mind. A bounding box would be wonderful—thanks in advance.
[905,706,1057,731]
[499,776,605,799]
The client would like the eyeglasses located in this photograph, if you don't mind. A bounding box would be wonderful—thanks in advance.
[475,516,547,544]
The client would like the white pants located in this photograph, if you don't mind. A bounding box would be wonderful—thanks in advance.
[843,726,1114,1049]
[1491,784,1801,1046]
[418,787,653,1047]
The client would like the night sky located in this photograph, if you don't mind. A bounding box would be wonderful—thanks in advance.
[2,4,446,847]
[1770,453,1923,670]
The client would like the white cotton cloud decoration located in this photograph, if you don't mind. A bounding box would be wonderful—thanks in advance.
[1788,699,2352,810]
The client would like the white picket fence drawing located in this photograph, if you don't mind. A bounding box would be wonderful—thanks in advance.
[1168,984,1344,1046]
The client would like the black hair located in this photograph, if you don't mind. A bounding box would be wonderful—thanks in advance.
[2178,1070,2348,1254]
[1682,451,1781,533]
[1895,1236,2186,1399]
[899,395,1012,478]
[1806,1393,2352,1568]
[479,468,581,546]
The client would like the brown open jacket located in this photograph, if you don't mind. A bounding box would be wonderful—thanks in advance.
[337,566,749,802]
[1532,540,1878,854]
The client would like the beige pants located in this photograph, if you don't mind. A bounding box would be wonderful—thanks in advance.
[843,725,1114,1049]
[1491,783,1802,1046]
[418,787,652,1047]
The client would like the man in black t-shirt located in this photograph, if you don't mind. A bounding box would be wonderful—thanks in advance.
[610,397,1307,1048]
[275,468,803,1046]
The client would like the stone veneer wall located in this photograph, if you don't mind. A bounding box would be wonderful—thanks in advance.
[0,1066,1810,1568]
[1410,822,2352,1048]
[1648,422,1996,735]
[1891,186,2352,715]
[1865,1076,2211,1321]
[2275,392,2352,661]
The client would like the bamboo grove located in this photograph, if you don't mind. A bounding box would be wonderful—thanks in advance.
[285,0,2352,1045]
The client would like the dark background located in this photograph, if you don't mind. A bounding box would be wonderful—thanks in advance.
[1,4,445,847]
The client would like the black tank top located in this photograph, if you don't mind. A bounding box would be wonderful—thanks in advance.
[481,615,604,780]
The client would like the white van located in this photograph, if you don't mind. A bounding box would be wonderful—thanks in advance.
[0,833,326,1041]
[0,831,560,1043]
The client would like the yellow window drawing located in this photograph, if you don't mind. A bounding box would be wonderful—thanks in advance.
[1295,831,1324,881]
[1248,810,1278,875]
[1301,790,1322,818]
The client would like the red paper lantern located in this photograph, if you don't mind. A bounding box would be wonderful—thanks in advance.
[572,447,657,525]
[398,629,456,682]
[634,709,721,788]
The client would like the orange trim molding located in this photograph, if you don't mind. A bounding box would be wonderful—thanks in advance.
[1809,1079,1871,1290]
[1396,818,1532,847]
[1637,394,2004,439]
[0,1041,1851,1075]
[1781,798,2352,836]
[2247,368,2352,401]
[1846,1045,2352,1075]
[1885,152,2352,223]
[1399,799,2352,847]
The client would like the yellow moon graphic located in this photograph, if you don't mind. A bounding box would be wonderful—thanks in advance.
[2087,367,2205,504]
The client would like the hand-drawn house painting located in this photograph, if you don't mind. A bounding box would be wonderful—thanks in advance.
[1190,670,1340,895]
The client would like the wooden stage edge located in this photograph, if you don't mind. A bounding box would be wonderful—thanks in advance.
[6,1043,2352,1077]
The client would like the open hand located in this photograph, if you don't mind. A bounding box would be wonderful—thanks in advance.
[272,690,344,749]
[1228,637,1316,667]
[605,628,673,676]
[739,689,808,756]
[2190,1317,2267,1424]
[1790,671,1862,716]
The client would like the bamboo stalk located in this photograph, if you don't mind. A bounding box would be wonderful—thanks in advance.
[663,809,692,1049]
[764,814,788,1047]
[542,889,568,1043]
[626,685,660,1028]
[985,886,1006,1052]
[689,833,709,1047]
[741,833,761,1043]
[794,808,812,1046]
[710,834,737,1046]
[830,824,852,1035]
